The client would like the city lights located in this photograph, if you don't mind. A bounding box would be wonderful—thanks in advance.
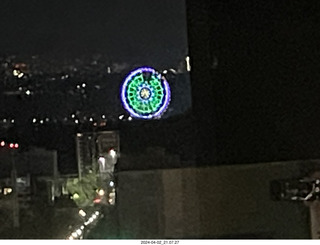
[93,198,101,204]
[97,189,105,196]
[4,187,12,195]
[66,210,101,239]
[76,229,82,236]
[72,193,80,199]
[186,56,191,72]
[12,69,24,78]
[108,149,116,158]
[78,209,86,217]
[0,141,18,149]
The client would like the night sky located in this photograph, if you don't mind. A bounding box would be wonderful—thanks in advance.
[0,0,188,66]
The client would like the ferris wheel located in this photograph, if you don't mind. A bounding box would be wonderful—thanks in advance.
[120,67,171,119]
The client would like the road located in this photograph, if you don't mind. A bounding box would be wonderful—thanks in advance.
[85,206,120,239]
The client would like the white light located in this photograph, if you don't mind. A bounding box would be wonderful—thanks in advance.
[40,120,44,124]
[79,209,86,217]
[18,73,24,78]
[45,118,49,122]
[82,83,86,88]
[98,156,105,164]
[32,118,36,123]
[92,214,97,219]
[101,115,106,119]
[68,236,74,240]
[119,115,124,120]
[72,232,78,238]
[71,114,75,118]
[80,225,84,230]
[0,141,5,147]
[11,119,14,123]
[89,217,94,223]
[13,69,19,76]
[109,181,115,187]
[95,211,99,215]
[75,119,79,124]
[109,149,116,158]
[97,189,105,196]
[128,116,132,121]
[76,229,82,236]
[76,85,80,89]
[186,56,191,71]
[4,188,12,195]
[25,90,31,95]
[89,117,93,122]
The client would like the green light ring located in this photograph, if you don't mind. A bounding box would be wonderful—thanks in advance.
[121,67,171,119]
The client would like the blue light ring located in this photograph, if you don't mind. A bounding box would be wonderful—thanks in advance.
[121,67,171,119]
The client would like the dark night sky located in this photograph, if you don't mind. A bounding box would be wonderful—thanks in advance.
[0,0,188,66]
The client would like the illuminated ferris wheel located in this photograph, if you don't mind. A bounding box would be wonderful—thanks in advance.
[120,67,171,119]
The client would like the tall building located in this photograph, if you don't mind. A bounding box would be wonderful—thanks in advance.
[75,131,119,179]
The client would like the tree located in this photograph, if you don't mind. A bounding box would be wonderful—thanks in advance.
[66,172,98,208]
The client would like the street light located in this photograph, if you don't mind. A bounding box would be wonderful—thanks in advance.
[78,209,86,217]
